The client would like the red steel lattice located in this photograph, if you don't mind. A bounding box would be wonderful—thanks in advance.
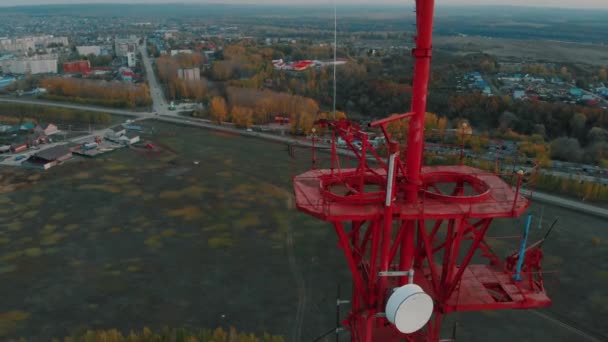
[292,1,551,341]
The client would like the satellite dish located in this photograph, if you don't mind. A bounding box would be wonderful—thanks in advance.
[385,284,434,334]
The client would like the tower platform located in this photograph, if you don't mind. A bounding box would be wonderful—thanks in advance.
[294,165,529,222]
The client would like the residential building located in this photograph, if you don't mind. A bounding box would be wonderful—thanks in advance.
[0,55,58,74]
[35,123,58,136]
[0,35,68,53]
[76,45,101,56]
[126,52,136,68]
[513,90,526,100]
[114,38,138,57]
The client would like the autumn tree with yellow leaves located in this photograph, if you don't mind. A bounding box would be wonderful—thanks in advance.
[209,96,228,124]
[230,106,254,128]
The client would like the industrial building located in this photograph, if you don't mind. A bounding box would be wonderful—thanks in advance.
[76,45,101,56]
[23,145,72,170]
[63,60,91,74]
[0,55,58,74]
[177,67,200,81]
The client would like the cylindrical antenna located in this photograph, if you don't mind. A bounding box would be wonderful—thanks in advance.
[333,0,337,119]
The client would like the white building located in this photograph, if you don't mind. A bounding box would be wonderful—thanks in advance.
[171,49,193,56]
[77,45,101,56]
[0,35,68,53]
[0,55,58,74]
[126,52,136,67]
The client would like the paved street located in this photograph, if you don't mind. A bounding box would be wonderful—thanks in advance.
[139,39,170,116]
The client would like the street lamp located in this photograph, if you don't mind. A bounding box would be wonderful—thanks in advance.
[460,122,469,164]
[311,127,317,169]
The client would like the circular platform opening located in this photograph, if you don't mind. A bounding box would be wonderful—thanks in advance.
[319,171,386,204]
[421,171,491,203]
[385,284,434,334]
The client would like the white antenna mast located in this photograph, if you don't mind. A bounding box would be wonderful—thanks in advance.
[333,0,337,119]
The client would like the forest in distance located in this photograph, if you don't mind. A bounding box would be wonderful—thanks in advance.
[2,4,606,44]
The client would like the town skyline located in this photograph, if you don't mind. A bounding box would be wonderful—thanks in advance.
[1,0,607,9]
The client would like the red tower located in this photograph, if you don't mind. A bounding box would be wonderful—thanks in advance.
[292,1,551,341]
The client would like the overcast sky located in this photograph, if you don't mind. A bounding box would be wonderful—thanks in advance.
[0,0,606,9]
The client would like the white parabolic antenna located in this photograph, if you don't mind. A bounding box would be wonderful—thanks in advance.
[385,284,434,334]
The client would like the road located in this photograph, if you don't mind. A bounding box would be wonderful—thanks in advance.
[0,96,150,118]
[139,39,170,115]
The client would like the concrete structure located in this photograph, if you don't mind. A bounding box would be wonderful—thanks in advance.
[0,35,68,53]
[24,145,72,170]
[114,38,138,57]
[126,52,136,68]
[177,67,200,81]
[76,45,101,56]
[0,55,57,74]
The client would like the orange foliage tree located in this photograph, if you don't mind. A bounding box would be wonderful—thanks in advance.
[209,96,228,124]
[40,78,151,108]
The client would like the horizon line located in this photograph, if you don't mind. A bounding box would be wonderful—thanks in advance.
[0,2,607,10]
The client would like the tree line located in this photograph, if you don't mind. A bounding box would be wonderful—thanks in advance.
[447,93,608,165]
[40,78,152,108]
[205,87,322,133]
[156,53,208,101]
